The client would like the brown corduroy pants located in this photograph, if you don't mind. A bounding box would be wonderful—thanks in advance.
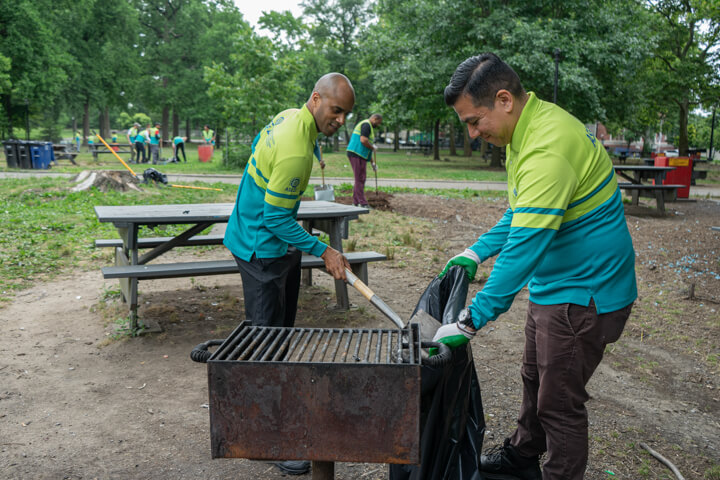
[509,299,633,479]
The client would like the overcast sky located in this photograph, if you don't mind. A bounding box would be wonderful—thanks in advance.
[234,0,304,28]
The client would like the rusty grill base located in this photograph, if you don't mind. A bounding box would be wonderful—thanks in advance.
[206,321,421,464]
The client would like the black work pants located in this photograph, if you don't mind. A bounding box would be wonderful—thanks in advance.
[134,142,146,163]
[174,143,186,162]
[509,299,633,479]
[233,247,302,327]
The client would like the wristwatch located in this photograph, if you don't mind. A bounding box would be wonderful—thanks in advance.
[458,307,474,328]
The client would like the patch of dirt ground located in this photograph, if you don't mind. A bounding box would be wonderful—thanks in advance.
[1,193,718,479]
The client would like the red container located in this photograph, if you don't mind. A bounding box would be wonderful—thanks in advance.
[654,156,692,198]
[198,144,213,162]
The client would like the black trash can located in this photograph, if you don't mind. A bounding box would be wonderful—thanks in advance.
[16,141,32,169]
[3,140,19,168]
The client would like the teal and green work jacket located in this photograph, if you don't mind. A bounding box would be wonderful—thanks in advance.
[149,127,160,145]
[346,119,374,160]
[202,129,214,143]
[467,92,637,328]
[224,105,328,261]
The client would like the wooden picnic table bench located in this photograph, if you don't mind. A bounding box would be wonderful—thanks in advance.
[95,201,379,331]
[101,251,386,284]
[89,143,134,161]
[614,165,683,213]
[51,144,78,165]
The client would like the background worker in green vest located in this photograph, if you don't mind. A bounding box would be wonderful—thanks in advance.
[148,122,162,164]
[126,123,140,163]
[202,125,215,145]
[346,113,382,207]
[172,136,187,163]
[134,124,147,163]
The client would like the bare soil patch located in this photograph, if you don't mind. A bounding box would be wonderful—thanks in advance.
[1,193,718,479]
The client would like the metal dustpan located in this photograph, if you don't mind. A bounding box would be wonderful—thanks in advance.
[314,165,335,201]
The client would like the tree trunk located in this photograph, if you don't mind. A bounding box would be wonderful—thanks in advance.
[433,119,440,160]
[678,100,689,156]
[449,122,457,156]
[98,111,103,138]
[185,119,191,142]
[162,106,170,142]
[490,145,503,167]
[172,110,179,138]
[83,102,89,147]
[2,94,12,137]
[479,139,487,161]
[334,135,339,152]
[103,107,110,139]
[463,126,471,157]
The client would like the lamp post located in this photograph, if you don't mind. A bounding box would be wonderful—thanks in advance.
[553,49,561,104]
[709,107,716,161]
[25,98,30,141]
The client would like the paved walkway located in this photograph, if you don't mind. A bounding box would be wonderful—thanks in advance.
[1,171,719,198]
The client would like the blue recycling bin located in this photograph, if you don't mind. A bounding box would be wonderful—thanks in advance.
[29,141,53,169]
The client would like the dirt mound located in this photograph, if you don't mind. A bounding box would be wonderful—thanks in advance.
[71,170,141,192]
[333,191,394,210]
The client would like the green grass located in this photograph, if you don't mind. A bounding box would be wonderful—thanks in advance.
[0,177,491,306]
[318,150,507,181]
[6,144,508,183]
[0,177,238,304]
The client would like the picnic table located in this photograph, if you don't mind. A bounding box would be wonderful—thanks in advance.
[95,201,385,330]
[613,165,683,213]
[89,143,134,161]
[51,144,78,165]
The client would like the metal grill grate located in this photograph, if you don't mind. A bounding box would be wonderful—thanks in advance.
[211,323,420,365]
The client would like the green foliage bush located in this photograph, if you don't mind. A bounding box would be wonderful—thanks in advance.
[223,143,251,170]
[116,112,152,129]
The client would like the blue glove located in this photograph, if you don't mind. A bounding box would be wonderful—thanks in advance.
[431,307,476,350]
[440,248,480,281]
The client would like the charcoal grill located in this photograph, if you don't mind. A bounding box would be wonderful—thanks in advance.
[192,320,449,476]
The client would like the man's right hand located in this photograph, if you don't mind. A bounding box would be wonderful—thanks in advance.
[440,248,481,281]
[321,247,350,280]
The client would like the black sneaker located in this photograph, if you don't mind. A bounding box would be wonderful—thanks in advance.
[274,460,311,475]
[480,438,542,480]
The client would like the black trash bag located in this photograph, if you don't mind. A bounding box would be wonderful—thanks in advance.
[142,167,168,185]
[390,266,486,480]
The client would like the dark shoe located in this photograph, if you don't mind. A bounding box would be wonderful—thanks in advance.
[480,438,541,480]
[274,460,310,475]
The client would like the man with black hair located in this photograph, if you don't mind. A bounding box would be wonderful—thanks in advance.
[202,125,215,145]
[433,53,637,480]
